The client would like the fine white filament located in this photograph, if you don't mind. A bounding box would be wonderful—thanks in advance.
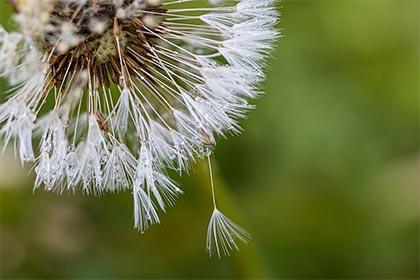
[205,155,251,258]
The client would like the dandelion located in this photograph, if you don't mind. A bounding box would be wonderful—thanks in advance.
[0,0,278,257]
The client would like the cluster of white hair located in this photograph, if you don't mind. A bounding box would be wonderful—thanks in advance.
[0,0,278,257]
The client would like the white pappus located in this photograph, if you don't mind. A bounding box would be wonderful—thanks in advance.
[0,0,279,257]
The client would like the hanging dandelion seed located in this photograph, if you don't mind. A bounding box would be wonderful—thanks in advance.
[0,0,278,257]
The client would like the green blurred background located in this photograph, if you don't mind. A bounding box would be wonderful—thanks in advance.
[0,0,419,279]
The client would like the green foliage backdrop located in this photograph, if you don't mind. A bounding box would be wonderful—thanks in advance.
[0,0,418,279]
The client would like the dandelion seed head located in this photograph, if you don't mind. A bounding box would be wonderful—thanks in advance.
[0,0,278,255]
